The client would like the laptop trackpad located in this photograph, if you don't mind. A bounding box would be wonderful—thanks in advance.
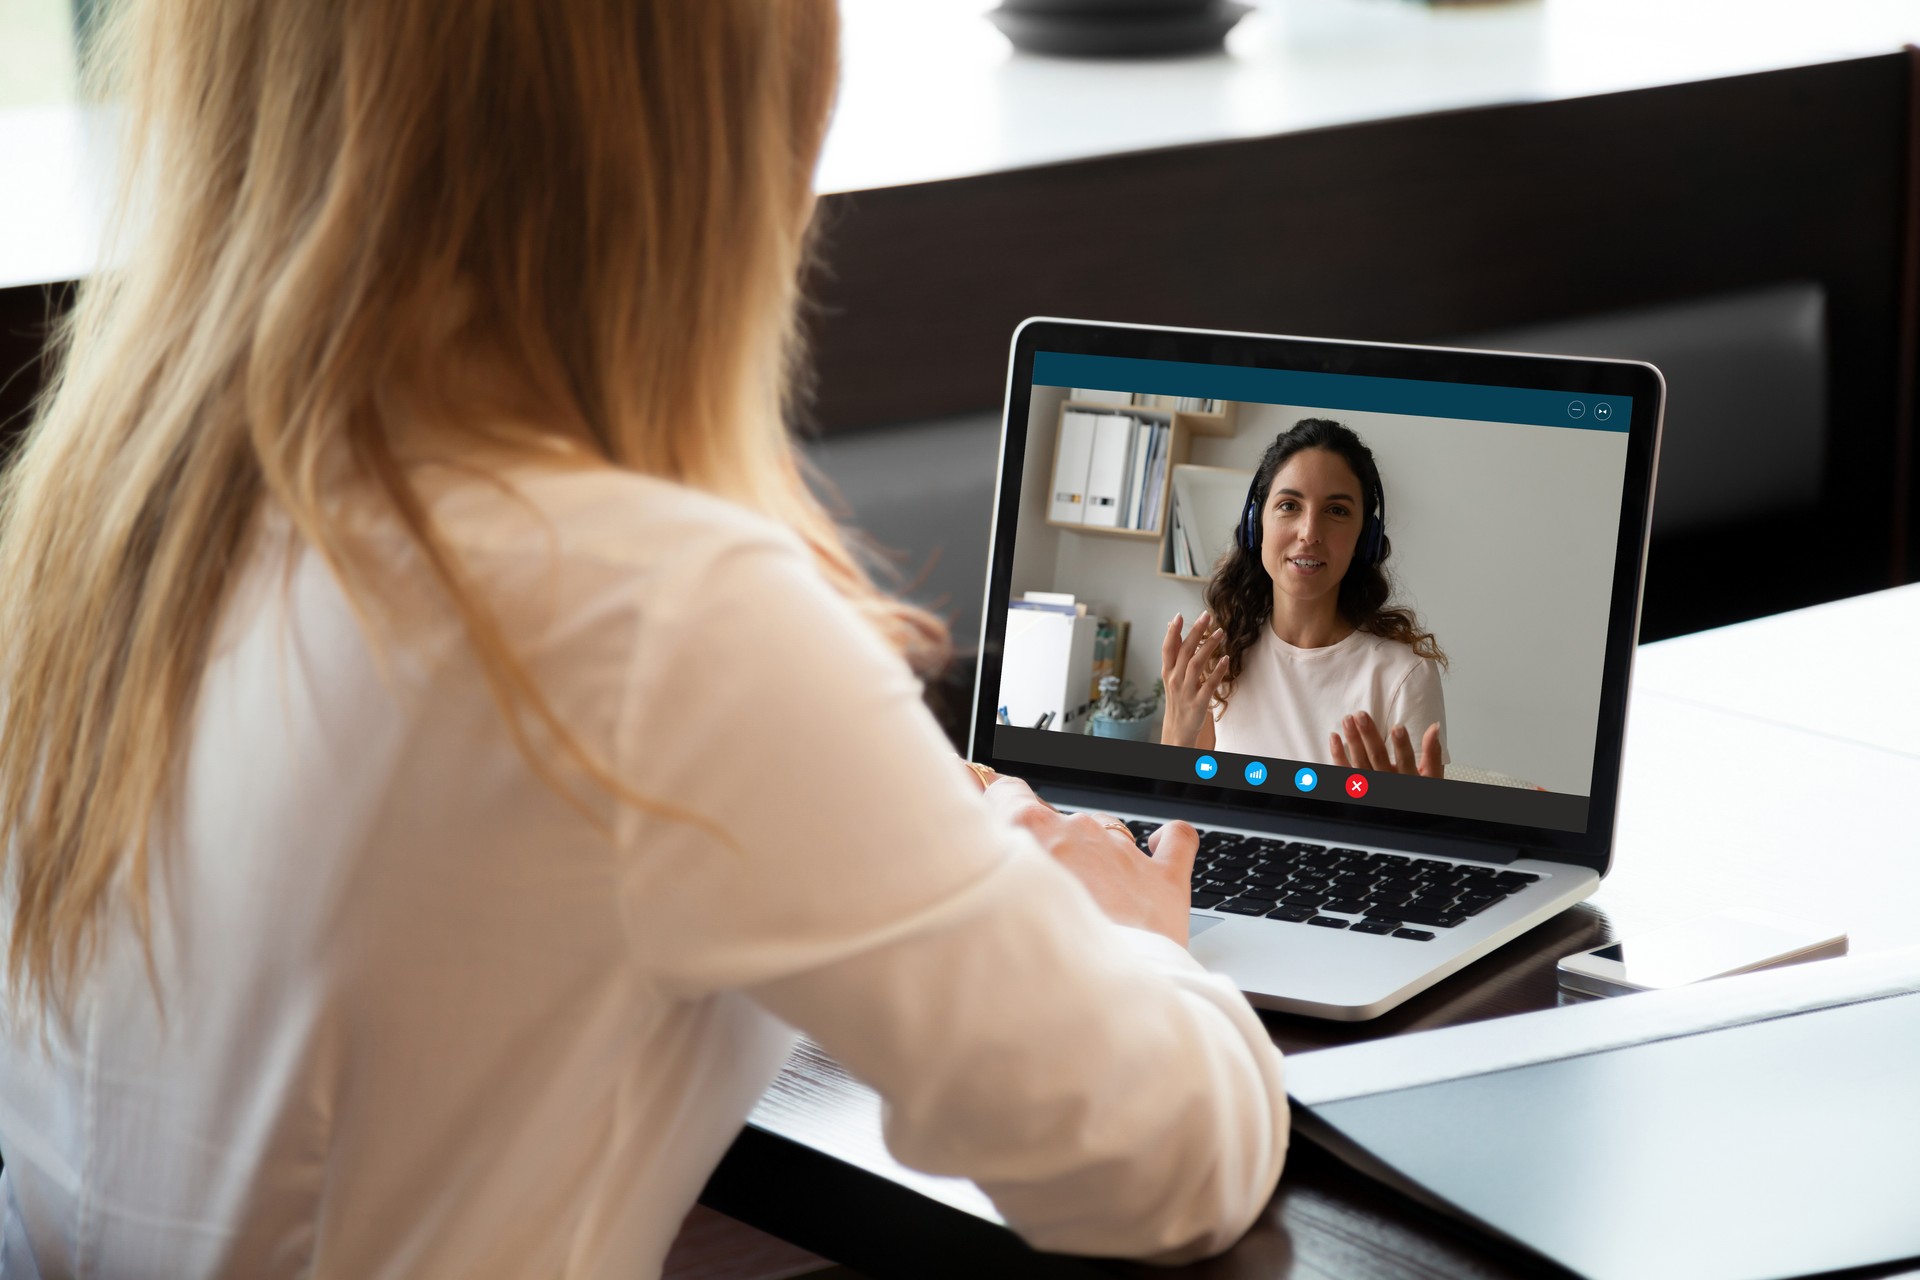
[1190,913,1227,941]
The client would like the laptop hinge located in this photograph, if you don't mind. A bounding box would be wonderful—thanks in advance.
[1036,783,1534,865]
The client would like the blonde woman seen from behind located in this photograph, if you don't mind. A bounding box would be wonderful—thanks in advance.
[0,3,1287,1276]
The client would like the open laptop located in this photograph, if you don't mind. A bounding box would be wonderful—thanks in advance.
[969,318,1664,1020]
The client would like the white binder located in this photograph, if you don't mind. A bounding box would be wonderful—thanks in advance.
[1082,414,1136,529]
[1049,411,1099,524]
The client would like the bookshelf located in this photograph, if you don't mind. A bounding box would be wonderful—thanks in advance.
[1158,463,1255,583]
[1044,396,1239,545]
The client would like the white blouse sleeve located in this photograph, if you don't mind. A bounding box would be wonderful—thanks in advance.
[1390,654,1449,762]
[610,536,1288,1262]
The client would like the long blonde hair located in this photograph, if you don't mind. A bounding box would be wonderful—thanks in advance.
[0,0,946,1016]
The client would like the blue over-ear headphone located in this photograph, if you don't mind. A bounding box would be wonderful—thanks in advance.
[1237,469,1385,567]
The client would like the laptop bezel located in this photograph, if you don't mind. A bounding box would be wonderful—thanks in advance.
[968,317,1665,877]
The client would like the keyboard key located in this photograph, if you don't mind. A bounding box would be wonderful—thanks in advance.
[1234,886,1280,903]
[1286,842,1327,855]
[1217,898,1274,916]
[1306,916,1349,929]
[1349,920,1398,935]
[1458,896,1502,916]
[1281,894,1326,908]
[1191,891,1226,908]
[1265,905,1316,923]
[1379,906,1466,928]
[1393,928,1436,941]
[1125,819,1157,838]
[1322,899,1369,915]
[1199,830,1244,851]
[1244,871,1289,888]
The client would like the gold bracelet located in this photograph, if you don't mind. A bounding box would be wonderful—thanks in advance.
[963,760,999,788]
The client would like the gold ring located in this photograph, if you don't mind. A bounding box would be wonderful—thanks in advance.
[964,761,999,788]
[1102,818,1135,840]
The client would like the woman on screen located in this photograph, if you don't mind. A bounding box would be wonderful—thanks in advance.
[1159,419,1448,776]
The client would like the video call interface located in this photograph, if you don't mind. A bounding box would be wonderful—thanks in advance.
[990,351,1635,836]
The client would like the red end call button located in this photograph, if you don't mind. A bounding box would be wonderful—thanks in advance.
[1345,773,1369,799]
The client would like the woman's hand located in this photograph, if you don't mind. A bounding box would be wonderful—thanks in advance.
[1329,712,1443,778]
[1160,612,1227,747]
[982,777,1198,947]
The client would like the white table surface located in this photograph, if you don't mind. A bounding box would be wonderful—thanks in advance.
[7,0,1920,289]
[1599,584,1920,952]
[826,0,1920,194]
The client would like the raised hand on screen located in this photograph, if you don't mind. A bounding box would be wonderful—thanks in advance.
[1329,711,1442,778]
[1159,611,1227,748]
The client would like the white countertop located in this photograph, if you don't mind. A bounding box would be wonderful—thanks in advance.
[822,0,1920,193]
[5,0,1919,288]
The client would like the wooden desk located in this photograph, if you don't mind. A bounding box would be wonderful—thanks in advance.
[700,586,1920,1279]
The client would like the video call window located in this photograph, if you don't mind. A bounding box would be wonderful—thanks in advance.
[996,365,1631,814]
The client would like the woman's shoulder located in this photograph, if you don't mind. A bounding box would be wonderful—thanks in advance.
[1350,627,1438,677]
[427,462,805,572]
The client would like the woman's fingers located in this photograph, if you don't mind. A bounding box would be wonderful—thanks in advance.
[1390,724,1417,775]
[1161,614,1184,682]
[980,775,1056,836]
[1188,628,1225,691]
[1328,732,1350,767]
[1344,717,1390,767]
[1198,646,1230,700]
[1145,819,1198,877]
[1419,722,1444,778]
[1175,610,1212,680]
[1355,713,1395,770]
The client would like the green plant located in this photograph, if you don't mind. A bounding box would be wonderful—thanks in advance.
[1091,676,1161,722]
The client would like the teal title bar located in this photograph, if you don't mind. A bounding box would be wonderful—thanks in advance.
[1032,351,1631,432]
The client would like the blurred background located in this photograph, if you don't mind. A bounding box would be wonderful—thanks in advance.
[4,0,1918,754]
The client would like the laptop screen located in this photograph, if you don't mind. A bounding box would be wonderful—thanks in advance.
[978,327,1661,852]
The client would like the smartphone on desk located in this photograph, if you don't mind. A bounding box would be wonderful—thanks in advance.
[1557,908,1848,998]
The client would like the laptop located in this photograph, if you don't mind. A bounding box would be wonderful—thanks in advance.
[969,318,1664,1020]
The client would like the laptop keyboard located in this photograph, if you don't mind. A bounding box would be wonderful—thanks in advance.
[1123,820,1540,942]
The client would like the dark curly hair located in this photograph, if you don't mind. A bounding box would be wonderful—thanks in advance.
[1205,418,1446,709]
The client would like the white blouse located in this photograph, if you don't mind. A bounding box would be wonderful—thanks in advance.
[0,464,1287,1279]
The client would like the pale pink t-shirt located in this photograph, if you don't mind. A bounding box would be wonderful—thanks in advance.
[1211,624,1447,767]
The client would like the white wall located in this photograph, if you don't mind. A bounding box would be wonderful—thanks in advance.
[1005,393,1630,795]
